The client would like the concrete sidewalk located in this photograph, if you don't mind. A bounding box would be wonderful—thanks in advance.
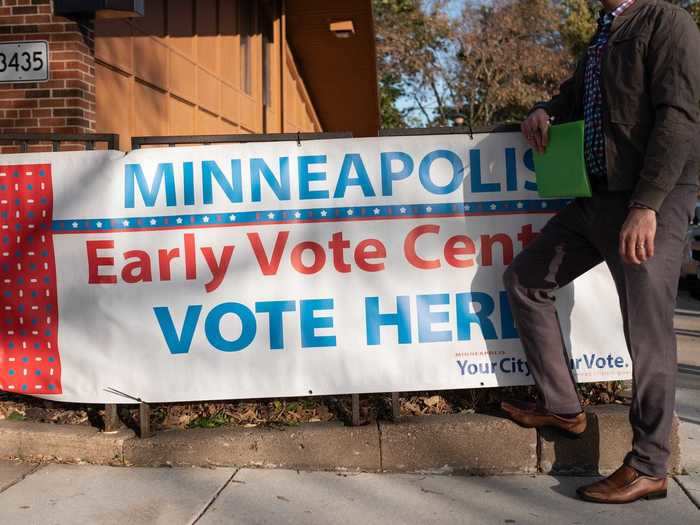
[675,290,700,367]
[674,291,700,508]
[0,462,697,525]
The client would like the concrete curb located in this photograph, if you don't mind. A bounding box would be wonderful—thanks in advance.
[379,413,538,474]
[123,421,381,471]
[0,421,134,465]
[0,405,682,475]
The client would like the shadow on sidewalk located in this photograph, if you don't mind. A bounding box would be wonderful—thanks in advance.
[540,412,601,477]
[490,403,602,484]
[543,414,603,501]
[546,475,598,500]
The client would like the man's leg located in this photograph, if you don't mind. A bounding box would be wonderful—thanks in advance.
[503,200,603,415]
[600,186,697,477]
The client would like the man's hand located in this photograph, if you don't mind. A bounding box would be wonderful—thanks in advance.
[521,109,551,154]
[619,208,657,265]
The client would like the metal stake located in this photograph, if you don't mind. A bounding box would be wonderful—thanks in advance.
[391,392,401,421]
[139,402,152,438]
[103,403,120,432]
[351,394,360,426]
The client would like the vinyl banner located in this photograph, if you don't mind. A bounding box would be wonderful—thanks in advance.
[0,134,630,403]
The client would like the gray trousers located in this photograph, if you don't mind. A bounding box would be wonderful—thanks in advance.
[503,184,697,477]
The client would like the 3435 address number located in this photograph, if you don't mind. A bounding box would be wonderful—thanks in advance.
[0,51,45,73]
[0,41,49,82]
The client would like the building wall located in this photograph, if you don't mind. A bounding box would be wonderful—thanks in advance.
[94,0,321,150]
[283,44,317,134]
[0,0,96,153]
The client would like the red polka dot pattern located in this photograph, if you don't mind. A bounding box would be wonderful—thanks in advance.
[0,163,61,395]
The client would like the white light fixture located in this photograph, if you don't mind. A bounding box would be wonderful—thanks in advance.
[330,20,355,39]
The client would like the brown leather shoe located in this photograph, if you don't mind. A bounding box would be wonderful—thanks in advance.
[577,464,667,503]
[500,400,586,437]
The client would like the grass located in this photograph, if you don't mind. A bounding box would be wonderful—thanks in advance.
[6,411,25,421]
[187,413,230,429]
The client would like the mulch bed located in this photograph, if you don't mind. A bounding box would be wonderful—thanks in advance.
[0,381,629,432]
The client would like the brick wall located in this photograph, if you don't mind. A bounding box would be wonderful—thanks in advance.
[0,0,96,152]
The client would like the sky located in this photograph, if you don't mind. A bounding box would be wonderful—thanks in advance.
[446,0,467,17]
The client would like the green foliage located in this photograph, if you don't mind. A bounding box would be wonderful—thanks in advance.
[373,0,452,127]
[301,398,317,410]
[661,0,700,26]
[374,0,417,14]
[379,73,407,128]
[6,411,25,421]
[559,0,597,57]
[187,413,229,429]
[689,1,700,26]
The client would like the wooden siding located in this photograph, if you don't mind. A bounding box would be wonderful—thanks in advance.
[94,0,320,150]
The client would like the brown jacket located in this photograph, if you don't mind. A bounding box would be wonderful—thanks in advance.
[535,0,700,211]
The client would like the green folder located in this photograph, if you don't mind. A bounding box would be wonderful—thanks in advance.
[533,120,592,198]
